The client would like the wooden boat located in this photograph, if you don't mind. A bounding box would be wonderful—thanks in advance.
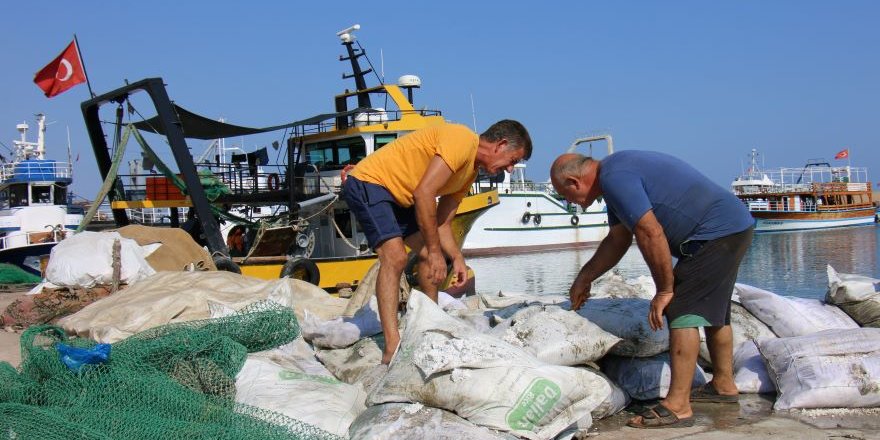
[732,149,875,232]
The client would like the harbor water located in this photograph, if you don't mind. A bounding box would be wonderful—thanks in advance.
[469,224,880,300]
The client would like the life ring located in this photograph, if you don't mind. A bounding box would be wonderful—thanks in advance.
[281,257,320,285]
[521,212,531,224]
[570,215,580,226]
[533,214,542,225]
[267,173,280,191]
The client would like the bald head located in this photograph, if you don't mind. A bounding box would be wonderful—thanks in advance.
[550,153,600,208]
[551,153,594,185]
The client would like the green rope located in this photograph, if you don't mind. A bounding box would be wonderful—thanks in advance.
[76,124,133,232]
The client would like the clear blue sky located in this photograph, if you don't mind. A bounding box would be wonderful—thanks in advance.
[3,1,879,199]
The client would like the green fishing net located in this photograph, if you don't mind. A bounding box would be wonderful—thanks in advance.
[0,263,41,284]
[0,301,342,440]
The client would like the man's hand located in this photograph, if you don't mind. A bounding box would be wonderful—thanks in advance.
[424,249,447,285]
[450,255,467,287]
[649,290,674,331]
[569,274,592,311]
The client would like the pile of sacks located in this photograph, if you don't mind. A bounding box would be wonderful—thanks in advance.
[57,264,880,439]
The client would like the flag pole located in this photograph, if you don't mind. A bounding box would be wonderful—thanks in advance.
[73,34,95,98]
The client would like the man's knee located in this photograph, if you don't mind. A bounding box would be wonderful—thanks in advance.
[379,249,408,274]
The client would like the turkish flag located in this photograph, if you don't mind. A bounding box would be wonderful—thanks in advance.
[33,40,86,98]
[834,149,849,160]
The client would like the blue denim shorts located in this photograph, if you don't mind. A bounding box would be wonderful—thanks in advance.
[342,176,419,249]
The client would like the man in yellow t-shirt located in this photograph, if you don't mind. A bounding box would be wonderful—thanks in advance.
[343,120,532,364]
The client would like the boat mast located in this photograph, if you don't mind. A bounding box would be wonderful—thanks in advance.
[337,24,372,109]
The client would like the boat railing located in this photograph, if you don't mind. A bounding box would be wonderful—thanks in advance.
[474,180,555,195]
[298,109,443,135]
[0,228,72,249]
[0,161,73,183]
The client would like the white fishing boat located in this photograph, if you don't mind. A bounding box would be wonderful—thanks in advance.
[0,114,83,275]
[732,148,875,232]
[463,135,613,256]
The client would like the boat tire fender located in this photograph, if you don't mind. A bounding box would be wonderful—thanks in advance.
[570,215,579,226]
[213,255,242,274]
[521,212,531,224]
[267,173,280,191]
[281,257,320,285]
[533,214,542,225]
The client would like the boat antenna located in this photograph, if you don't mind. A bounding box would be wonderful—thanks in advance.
[380,48,385,83]
[67,125,73,179]
[337,24,374,108]
[470,93,478,132]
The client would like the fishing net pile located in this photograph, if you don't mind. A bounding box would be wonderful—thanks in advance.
[0,300,340,440]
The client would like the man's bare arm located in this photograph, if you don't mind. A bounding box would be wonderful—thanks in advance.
[632,209,675,330]
[570,223,633,310]
[412,156,454,284]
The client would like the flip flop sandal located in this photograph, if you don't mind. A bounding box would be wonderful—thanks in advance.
[627,404,695,429]
[690,383,740,403]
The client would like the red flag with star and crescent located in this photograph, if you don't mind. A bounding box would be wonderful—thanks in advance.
[33,39,87,98]
[834,149,849,160]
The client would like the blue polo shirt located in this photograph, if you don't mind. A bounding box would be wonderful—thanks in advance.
[600,150,753,257]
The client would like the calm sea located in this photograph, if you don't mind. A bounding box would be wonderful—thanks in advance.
[468,224,880,300]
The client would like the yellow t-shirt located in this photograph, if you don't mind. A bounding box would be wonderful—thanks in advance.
[349,123,479,207]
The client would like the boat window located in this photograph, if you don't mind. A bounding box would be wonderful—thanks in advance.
[0,190,7,209]
[9,185,28,207]
[32,185,52,204]
[303,137,367,171]
[54,186,67,205]
[374,134,397,150]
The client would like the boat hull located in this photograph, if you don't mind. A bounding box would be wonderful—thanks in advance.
[751,209,876,232]
[236,190,499,291]
[0,242,55,276]
[463,192,609,256]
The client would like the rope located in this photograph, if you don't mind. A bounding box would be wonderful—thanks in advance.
[76,125,133,232]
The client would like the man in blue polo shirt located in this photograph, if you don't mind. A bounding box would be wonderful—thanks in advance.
[550,150,754,429]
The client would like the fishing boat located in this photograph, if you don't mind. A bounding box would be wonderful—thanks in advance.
[0,114,83,275]
[732,149,875,232]
[80,25,497,293]
[463,135,612,255]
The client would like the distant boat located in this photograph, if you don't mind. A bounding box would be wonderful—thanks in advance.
[463,135,613,255]
[732,148,875,232]
[0,114,83,275]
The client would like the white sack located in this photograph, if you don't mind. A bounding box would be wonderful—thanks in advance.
[602,353,709,401]
[487,304,621,365]
[576,298,668,357]
[590,272,654,300]
[300,295,382,349]
[59,271,343,343]
[826,265,880,327]
[478,291,568,309]
[735,283,859,337]
[733,340,775,394]
[249,337,335,379]
[368,291,610,440]
[348,403,517,440]
[447,309,494,332]
[46,231,155,288]
[235,357,366,438]
[589,369,630,420]
[316,337,384,384]
[758,328,880,410]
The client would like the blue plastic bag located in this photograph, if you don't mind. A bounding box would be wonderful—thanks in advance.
[57,343,111,372]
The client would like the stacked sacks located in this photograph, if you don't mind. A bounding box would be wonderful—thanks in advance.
[825,265,880,327]
[758,328,880,410]
[734,277,880,410]
[366,291,611,439]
